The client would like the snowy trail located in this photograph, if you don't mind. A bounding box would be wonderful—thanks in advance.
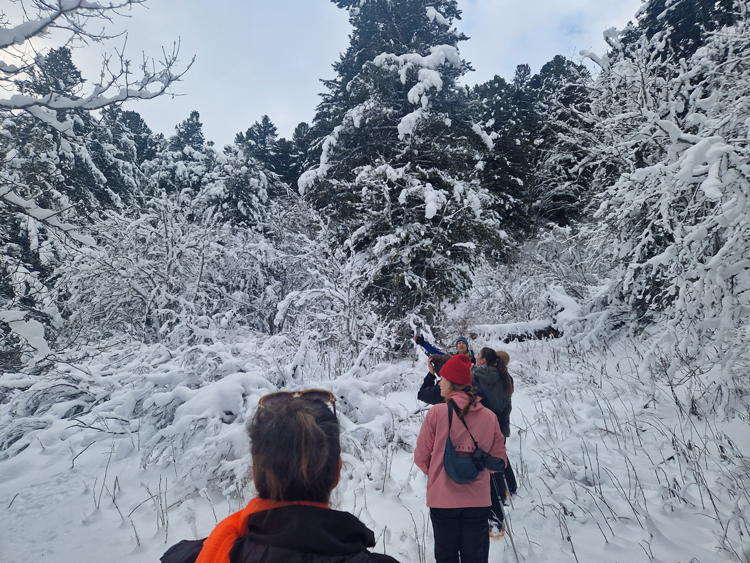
[0,436,143,560]
[1,336,747,562]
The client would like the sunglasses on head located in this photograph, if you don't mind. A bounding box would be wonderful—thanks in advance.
[258,388,337,415]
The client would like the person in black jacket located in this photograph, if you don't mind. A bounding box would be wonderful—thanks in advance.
[161,393,399,563]
[417,353,453,404]
[472,348,518,532]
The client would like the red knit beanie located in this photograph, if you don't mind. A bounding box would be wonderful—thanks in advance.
[440,354,472,386]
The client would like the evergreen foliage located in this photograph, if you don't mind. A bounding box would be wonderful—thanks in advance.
[234,116,312,189]
[528,56,595,226]
[301,0,505,318]
[471,66,536,240]
[581,0,749,386]
[235,115,278,164]
[170,110,206,153]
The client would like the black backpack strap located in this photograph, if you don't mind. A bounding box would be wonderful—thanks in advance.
[448,399,480,450]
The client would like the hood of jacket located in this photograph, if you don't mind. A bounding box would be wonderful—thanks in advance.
[230,504,397,563]
[472,365,501,390]
[470,365,511,437]
[445,390,483,412]
[161,503,397,563]
[245,505,374,554]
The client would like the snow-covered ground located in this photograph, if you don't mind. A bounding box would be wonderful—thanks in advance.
[1,333,747,562]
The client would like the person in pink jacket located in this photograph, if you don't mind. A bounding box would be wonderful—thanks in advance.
[414,354,507,563]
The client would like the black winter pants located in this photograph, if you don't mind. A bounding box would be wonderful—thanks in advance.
[489,472,505,524]
[429,506,490,563]
[505,460,518,494]
[489,459,518,523]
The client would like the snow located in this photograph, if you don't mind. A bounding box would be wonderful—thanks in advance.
[0,17,53,49]
[474,320,552,342]
[422,183,446,219]
[373,45,463,80]
[472,123,494,150]
[298,124,342,188]
[0,311,26,323]
[425,7,449,27]
[452,242,476,250]
[579,49,608,70]
[407,69,443,106]
[544,285,581,324]
[0,314,50,368]
[1,331,746,563]
[397,108,424,138]
[0,188,96,245]
[2,4,749,563]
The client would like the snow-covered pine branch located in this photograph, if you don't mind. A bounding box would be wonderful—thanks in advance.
[582,0,750,406]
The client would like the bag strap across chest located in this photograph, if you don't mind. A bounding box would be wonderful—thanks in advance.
[447,399,480,450]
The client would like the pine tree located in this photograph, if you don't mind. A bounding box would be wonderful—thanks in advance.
[235,115,302,196]
[150,111,210,195]
[101,108,158,165]
[300,0,503,318]
[472,65,538,241]
[15,47,85,98]
[581,0,750,384]
[236,115,278,165]
[170,110,206,153]
[528,56,595,226]
[145,110,290,229]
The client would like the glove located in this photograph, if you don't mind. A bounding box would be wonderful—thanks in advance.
[415,334,425,346]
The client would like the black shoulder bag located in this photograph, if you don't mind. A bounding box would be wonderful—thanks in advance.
[443,400,505,484]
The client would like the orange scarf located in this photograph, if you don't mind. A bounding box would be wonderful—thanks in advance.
[195,497,330,563]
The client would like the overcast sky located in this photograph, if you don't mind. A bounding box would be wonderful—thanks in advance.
[68,0,643,146]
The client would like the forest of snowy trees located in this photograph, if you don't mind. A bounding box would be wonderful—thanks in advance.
[2,0,748,380]
[1,0,749,561]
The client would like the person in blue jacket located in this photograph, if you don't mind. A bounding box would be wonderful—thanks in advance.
[414,334,476,363]
[415,335,476,404]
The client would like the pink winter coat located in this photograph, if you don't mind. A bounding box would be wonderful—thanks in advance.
[414,391,507,508]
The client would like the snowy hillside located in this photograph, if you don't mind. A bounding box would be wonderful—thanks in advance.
[1,329,746,562]
[2,1,749,561]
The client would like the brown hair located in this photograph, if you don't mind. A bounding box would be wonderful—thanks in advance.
[480,347,513,400]
[431,354,453,374]
[446,382,479,419]
[248,399,340,503]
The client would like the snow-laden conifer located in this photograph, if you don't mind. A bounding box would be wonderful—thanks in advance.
[582,0,750,408]
[301,0,504,319]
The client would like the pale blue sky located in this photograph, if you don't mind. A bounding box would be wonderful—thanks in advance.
[65,0,642,146]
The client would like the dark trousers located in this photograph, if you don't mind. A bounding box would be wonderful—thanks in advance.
[489,459,518,523]
[430,506,490,563]
[505,460,518,494]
